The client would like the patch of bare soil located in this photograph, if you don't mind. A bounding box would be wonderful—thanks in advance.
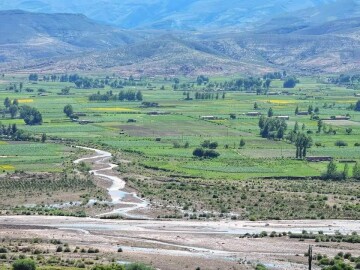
[0,216,359,270]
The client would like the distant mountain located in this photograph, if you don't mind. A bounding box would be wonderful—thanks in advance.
[0,0,348,30]
[258,0,360,34]
[10,28,360,76]
[1,6,360,75]
[0,10,153,68]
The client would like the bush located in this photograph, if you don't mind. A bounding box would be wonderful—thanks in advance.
[126,263,155,270]
[255,264,267,270]
[12,259,36,270]
[335,140,348,147]
[193,148,204,158]
[203,150,220,158]
[0,247,7,253]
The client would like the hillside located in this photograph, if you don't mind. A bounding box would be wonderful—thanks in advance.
[0,10,153,67]
[11,28,360,76]
[1,8,360,75]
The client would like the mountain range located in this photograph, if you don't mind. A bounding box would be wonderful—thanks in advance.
[1,1,360,75]
[0,0,357,30]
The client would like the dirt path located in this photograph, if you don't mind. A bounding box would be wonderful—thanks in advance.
[74,146,148,218]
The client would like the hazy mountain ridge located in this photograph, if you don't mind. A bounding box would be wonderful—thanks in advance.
[0,0,347,30]
[1,2,360,75]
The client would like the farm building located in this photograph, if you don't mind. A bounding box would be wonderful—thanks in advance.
[296,111,309,116]
[201,116,217,120]
[276,116,290,120]
[306,156,333,162]
[267,92,280,95]
[329,116,351,120]
[246,112,261,116]
[78,120,94,125]
[147,111,170,115]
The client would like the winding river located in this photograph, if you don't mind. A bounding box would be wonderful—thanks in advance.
[74,146,148,218]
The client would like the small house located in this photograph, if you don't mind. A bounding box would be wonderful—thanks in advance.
[201,116,216,120]
[267,92,280,96]
[276,116,290,120]
[306,156,333,162]
[330,116,351,120]
[78,120,94,125]
[296,111,309,116]
[246,112,261,117]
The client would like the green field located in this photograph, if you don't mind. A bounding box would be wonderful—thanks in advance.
[0,75,359,177]
[0,73,359,218]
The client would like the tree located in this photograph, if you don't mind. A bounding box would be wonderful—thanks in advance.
[267,107,274,117]
[9,105,18,119]
[41,133,47,143]
[28,74,38,81]
[4,97,11,108]
[12,259,36,270]
[345,128,352,135]
[327,160,337,178]
[19,82,23,92]
[239,138,245,148]
[317,120,323,133]
[283,77,298,88]
[63,104,74,118]
[60,87,70,95]
[203,149,220,158]
[308,105,313,114]
[322,160,343,180]
[335,140,348,147]
[258,115,266,129]
[295,133,312,159]
[254,102,259,109]
[343,163,349,180]
[295,106,299,115]
[193,148,204,158]
[353,162,360,180]
[208,142,218,149]
[264,79,271,90]
[19,106,42,125]
[222,92,226,99]
[136,91,143,101]
[260,117,287,140]
[354,100,360,111]
[294,121,299,132]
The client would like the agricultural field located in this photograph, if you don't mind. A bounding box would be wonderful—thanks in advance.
[0,73,359,219]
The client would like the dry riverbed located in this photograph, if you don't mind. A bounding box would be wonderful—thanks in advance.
[0,216,359,270]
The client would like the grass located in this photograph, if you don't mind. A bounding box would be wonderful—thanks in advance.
[0,73,359,219]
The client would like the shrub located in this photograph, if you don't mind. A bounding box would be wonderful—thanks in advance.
[335,140,348,147]
[0,247,7,253]
[203,150,220,158]
[126,263,155,270]
[12,259,36,270]
[193,148,204,158]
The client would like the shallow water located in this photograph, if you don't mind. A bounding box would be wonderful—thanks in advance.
[74,146,148,218]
